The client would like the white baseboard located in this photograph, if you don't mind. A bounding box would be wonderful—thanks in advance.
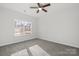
[0,37,35,47]
[38,35,79,48]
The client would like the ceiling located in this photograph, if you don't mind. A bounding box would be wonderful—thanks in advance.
[0,3,78,18]
[0,3,53,18]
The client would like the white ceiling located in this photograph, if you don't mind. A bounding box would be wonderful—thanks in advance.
[0,3,79,18]
[0,3,53,18]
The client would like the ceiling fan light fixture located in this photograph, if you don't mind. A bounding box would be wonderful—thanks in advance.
[38,8,42,10]
[30,3,51,13]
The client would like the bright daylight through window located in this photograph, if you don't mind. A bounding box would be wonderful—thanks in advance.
[15,19,32,36]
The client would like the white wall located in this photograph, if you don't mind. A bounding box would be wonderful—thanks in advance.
[0,3,79,48]
[38,4,79,48]
[0,6,37,46]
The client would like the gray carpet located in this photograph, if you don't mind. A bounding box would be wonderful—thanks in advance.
[0,38,79,56]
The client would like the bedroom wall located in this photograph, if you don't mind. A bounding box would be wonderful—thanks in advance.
[38,3,79,48]
[0,6,37,46]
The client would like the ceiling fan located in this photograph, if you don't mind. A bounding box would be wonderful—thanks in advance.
[30,3,51,13]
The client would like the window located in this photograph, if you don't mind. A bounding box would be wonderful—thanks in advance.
[15,20,32,36]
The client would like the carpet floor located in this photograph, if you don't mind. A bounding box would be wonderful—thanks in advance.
[0,38,79,56]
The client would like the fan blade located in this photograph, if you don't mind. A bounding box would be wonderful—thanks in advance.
[37,3,41,7]
[30,7,38,8]
[42,4,50,7]
[42,9,47,12]
[37,10,39,13]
